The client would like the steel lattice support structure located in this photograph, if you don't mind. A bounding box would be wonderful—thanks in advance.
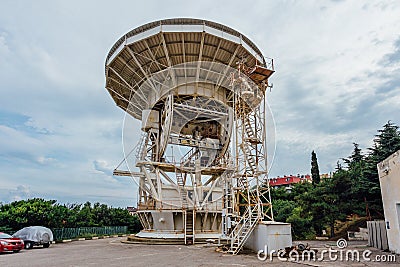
[104,19,276,252]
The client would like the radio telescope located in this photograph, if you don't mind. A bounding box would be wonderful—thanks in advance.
[105,18,285,254]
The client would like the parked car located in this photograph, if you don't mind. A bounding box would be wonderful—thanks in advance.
[0,232,24,253]
[13,226,53,249]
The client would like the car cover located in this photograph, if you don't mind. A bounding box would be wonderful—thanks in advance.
[13,226,54,243]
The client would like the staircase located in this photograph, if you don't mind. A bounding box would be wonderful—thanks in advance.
[135,132,148,161]
[243,118,260,144]
[175,168,188,208]
[243,118,255,141]
[240,118,259,173]
[240,143,257,173]
[185,210,194,245]
[225,116,262,254]
[180,147,198,167]
[227,205,260,254]
[222,178,234,236]
[176,168,195,244]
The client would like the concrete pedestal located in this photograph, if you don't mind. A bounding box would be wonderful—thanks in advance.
[245,221,292,253]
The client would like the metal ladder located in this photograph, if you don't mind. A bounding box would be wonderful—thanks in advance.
[222,178,234,236]
[185,210,194,245]
[180,147,198,167]
[176,167,194,245]
[243,118,257,142]
[135,132,148,160]
[241,118,259,172]
[227,205,260,254]
[175,168,188,208]
[240,143,257,172]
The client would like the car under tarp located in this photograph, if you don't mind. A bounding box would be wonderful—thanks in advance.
[13,226,53,248]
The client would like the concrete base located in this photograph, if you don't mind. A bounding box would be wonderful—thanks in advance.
[245,221,292,253]
[135,221,292,253]
[135,230,221,240]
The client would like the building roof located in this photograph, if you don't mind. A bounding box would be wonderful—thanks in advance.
[126,207,137,213]
[269,174,311,186]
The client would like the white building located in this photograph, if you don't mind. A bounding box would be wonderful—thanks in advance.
[377,150,400,254]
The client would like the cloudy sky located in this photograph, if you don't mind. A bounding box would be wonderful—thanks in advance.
[1,0,399,207]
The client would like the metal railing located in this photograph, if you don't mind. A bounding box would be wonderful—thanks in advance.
[52,226,127,240]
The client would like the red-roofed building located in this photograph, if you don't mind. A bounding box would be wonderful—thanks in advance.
[269,174,312,190]
[126,206,137,215]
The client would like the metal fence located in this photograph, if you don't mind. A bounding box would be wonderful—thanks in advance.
[52,226,127,240]
[367,220,388,250]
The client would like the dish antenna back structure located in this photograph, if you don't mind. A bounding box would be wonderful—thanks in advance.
[105,18,276,254]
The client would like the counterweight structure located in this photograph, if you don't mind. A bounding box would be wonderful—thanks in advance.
[105,19,274,254]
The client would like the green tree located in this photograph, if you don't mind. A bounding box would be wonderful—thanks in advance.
[343,143,363,168]
[328,170,352,236]
[76,201,95,227]
[286,206,314,239]
[271,199,297,223]
[339,143,367,215]
[335,160,343,171]
[266,122,400,239]
[270,186,291,202]
[269,182,316,238]
[0,199,143,233]
[311,150,321,185]
[47,204,73,228]
[363,121,400,217]
[372,121,400,159]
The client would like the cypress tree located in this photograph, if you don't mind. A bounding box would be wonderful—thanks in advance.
[311,150,321,185]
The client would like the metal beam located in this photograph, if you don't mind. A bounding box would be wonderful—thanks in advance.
[181,32,187,81]
[189,172,200,208]
[160,32,177,87]
[126,45,158,94]
[145,38,169,70]
[205,38,222,81]
[200,176,221,209]
[195,31,205,82]
[215,44,240,90]
[106,82,143,113]
[108,67,149,106]
[141,166,159,200]
[117,56,142,81]
[109,66,134,90]
[143,38,167,73]
[156,168,163,204]
[159,169,176,185]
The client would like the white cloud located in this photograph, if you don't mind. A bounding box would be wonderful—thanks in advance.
[93,159,113,177]
[0,31,11,57]
[9,185,31,202]
[0,0,400,206]
[36,156,57,165]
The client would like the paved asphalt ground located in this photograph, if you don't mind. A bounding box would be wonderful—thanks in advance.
[0,237,399,267]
